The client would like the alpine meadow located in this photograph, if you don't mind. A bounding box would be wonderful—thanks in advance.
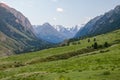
[0,0,120,80]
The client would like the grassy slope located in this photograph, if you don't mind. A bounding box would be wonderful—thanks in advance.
[0,30,120,80]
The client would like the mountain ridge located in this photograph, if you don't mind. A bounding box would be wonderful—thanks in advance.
[0,3,50,56]
[75,5,120,38]
[33,23,66,43]
[33,23,82,43]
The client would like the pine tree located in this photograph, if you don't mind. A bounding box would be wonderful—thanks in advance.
[93,42,98,49]
[104,42,109,47]
[88,39,90,43]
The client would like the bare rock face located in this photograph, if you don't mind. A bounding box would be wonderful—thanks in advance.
[0,3,32,30]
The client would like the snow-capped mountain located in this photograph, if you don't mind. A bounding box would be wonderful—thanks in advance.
[54,25,83,38]
[33,23,66,43]
[33,23,83,43]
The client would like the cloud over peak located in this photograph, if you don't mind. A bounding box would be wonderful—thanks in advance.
[56,8,64,12]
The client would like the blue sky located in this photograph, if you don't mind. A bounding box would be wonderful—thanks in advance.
[1,0,120,27]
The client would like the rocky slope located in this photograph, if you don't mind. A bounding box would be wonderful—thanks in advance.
[75,5,120,38]
[0,3,49,56]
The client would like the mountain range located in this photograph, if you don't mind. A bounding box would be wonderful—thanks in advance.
[33,23,81,43]
[75,5,120,38]
[0,2,120,56]
[54,25,82,38]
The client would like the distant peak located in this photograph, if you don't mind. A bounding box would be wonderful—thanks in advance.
[0,3,9,8]
[115,5,120,10]
[43,22,51,26]
[114,5,120,13]
[115,5,120,8]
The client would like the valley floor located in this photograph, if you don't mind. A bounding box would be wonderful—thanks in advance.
[0,30,120,80]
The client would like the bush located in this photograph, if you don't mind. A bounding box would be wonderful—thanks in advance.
[78,69,82,72]
[13,61,25,67]
[72,42,77,45]
[102,71,111,75]
[78,42,81,44]
[98,45,103,48]
[94,38,96,42]
[93,42,98,49]
[104,42,109,47]
[88,39,90,43]
[100,50,110,53]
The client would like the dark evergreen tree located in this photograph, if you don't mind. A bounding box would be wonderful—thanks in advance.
[104,42,109,47]
[93,42,98,49]
[94,38,96,42]
[78,42,81,44]
[88,39,90,43]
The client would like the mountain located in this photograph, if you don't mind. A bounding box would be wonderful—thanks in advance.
[33,23,82,43]
[0,28,120,80]
[75,5,120,38]
[54,25,82,38]
[0,3,49,56]
[33,23,66,43]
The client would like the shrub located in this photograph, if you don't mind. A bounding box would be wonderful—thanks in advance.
[94,37,96,42]
[98,45,103,48]
[88,39,90,43]
[78,42,81,44]
[13,62,25,67]
[104,42,109,47]
[100,50,110,53]
[78,69,82,72]
[72,42,77,45]
[93,42,98,49]
[102,71,111,75]
[61,44,66,47]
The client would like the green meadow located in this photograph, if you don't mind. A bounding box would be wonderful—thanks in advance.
[0,29,120,80]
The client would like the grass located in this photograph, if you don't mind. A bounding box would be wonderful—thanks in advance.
[0,29,120,80]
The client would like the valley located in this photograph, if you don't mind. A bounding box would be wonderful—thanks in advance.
[0,29,119,80]
[0,1,120,80]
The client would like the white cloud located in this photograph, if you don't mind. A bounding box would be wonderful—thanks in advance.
[56,8,64,12]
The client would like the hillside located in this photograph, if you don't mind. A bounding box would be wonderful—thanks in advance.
[0,29,119,80]
[75,5,120,38]
[0,3,50,56]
